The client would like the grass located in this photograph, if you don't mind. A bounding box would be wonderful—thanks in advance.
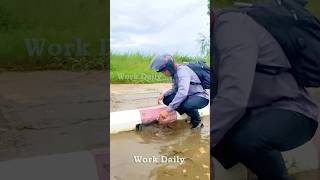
[0,0,108,71]
[110,52,210,84]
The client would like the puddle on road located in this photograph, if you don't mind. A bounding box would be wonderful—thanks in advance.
[110,117,210,180]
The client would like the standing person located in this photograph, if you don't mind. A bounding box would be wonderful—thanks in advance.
[149,54,209,128]
[211,1,319,179]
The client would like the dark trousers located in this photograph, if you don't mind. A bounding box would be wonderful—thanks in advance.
[163,93,209,127]
[212,109,318,180]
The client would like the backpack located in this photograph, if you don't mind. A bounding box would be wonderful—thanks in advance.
[186,60,211,89]
[217,0,320,87]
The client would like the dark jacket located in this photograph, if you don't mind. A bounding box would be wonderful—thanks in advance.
[211,12,319,147]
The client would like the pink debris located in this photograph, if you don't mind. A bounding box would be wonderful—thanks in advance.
[139,105,177,124]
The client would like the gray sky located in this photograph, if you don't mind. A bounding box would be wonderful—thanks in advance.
[110,0,209,56]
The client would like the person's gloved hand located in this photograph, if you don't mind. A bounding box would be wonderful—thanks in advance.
[157,93,164,105]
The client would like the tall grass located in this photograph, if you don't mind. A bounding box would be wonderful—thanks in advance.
[110,52,209,84]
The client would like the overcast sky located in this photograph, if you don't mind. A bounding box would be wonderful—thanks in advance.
[110,0,209,56]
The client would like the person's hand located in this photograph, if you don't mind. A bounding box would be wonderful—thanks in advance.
[159,110,169,119]
[158,110,169,124]
[157,93,164,105]
[158,110,177,125]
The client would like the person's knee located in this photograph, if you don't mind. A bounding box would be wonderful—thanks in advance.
[182,97,208,110]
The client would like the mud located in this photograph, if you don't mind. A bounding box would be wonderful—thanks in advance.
[110,84,210,180]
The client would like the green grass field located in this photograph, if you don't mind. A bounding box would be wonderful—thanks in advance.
[110,52,209,84]
[0,0,108,71]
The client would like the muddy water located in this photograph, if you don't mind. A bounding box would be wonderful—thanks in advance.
[110,84,210,180]
[110,117,210,180]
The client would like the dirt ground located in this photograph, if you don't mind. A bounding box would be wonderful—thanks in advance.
[0,71,108,161]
